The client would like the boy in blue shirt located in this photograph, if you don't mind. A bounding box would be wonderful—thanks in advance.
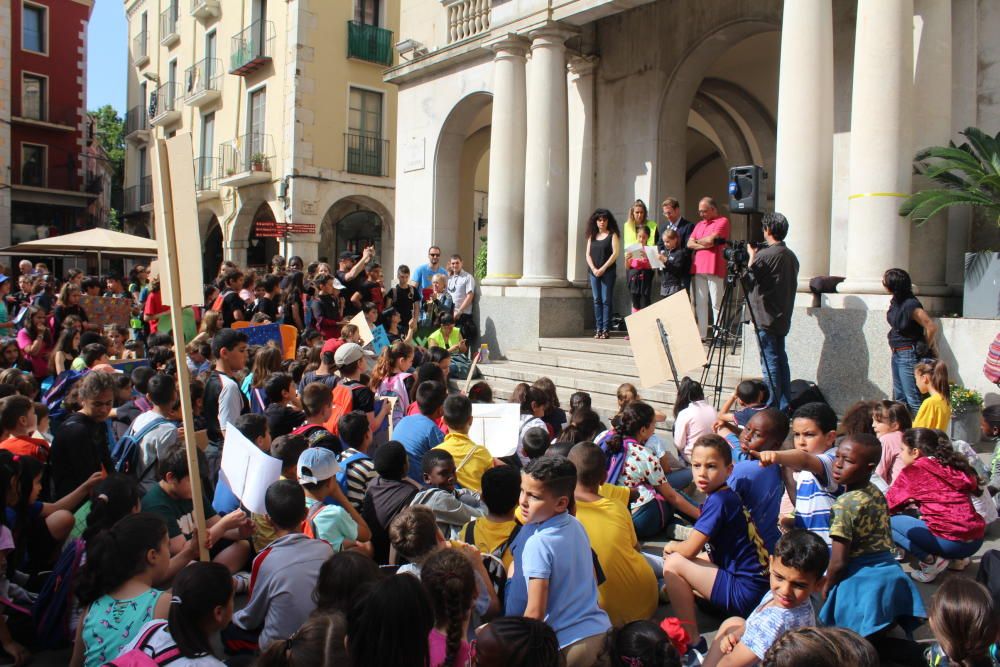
[506,456,611,667]
[392,380,447,482]
[662,434,770,661]
[727,408,789,553]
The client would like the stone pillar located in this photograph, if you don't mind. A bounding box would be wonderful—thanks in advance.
[774,0,834,289]
[566,55,597,287]
[842,0,914,294]
[518,25,573,288]
[225,239,249,268]
[285,238,319,262]
[483,36,529,286]
[907,0,951,294]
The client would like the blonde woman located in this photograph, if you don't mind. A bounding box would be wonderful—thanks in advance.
[622,199,658,256]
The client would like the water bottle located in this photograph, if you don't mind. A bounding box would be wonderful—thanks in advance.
[479,343,489,364]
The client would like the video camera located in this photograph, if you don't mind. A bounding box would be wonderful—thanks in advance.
[722,239,766,272]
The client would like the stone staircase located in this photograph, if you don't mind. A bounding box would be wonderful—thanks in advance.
[475,335,747,430]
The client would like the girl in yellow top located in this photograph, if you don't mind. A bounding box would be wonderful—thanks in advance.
[912,359,951,430]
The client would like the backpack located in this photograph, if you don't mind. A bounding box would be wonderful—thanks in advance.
[323,383,370,435]
[463,519,521,607]
[376,373,412,429]
[596,430,634,486]
[103,621,177,666]
[976,549,1000,610]
[32,538,85,646]
[336,450,370,497]
[249,387,268,415]
[209,289,231,313]
[111,416,171,479]
[43,369,89,426]
[292,424,342,452]
[301,500,328,540]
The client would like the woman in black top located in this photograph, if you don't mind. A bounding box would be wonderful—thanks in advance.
[883,268,938,416]
[53,283,97,333]
[281,271,306,331]
[585,208,620,339]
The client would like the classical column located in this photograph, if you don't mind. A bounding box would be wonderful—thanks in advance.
[842,0,914,294]
[908,0,951,293]
[774,0,834,289]
[566,55,598,287]
[518,25,573,287]
[224,239,249,268]
[483,35,529,286]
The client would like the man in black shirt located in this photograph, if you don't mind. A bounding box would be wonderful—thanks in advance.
[746,212,800,412]
[336,247,374,317]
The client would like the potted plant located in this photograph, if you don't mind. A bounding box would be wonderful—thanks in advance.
[250,152,266,171]
[949,383,984,443]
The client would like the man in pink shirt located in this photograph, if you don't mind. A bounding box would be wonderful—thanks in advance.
[688,197,730,340]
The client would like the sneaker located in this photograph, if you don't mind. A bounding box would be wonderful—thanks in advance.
[947,557,971,571]
[891,547,906,562]
[665,523,693,541]
[910,556,949,583]
[232,571,251,595]
[682,637,708,666]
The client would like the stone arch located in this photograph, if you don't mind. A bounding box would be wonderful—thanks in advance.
[247,203,279,270]
[433,91,492,258]
[319,194,396,273]
[203,215,224,283]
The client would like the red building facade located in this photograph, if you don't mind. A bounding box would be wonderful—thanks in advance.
[8,0,96,247]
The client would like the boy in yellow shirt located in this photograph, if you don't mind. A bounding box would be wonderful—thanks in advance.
[568,441,658,626]
[461,465,521,568]
[432,394,492,494]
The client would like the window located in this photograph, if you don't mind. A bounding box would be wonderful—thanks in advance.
[21,74,45,120]
[355,0,379,26]
[21,144,45,187]
[348,87,382,138]
[248,88,266,138]
[22,3,45,53]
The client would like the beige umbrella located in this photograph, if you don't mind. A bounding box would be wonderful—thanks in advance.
[0,228,159,269]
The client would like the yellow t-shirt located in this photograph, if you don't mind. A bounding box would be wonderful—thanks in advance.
[434,432,492,494]
[575,496,658,626]
[913,393,951,431]
[251,474,289,552]
[599,483,630,507]
[460,517,518,568]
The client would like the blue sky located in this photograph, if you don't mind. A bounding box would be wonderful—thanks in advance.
[87,0,127,114]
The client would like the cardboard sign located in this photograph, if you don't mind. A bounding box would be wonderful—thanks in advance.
[220,424,282,514]
[469,403,521,458]
[80,295,133,330]
[371,324,390,356]
[349,310,374,345]
[625,291,706,389]
[156,134,205,308]
[156,307,198,344]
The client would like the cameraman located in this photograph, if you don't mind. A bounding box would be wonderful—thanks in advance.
[746,212,799,412]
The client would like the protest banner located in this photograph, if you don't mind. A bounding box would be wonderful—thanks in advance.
[80,295,133,330]
[220,424,282,514]
[469,403,521,458]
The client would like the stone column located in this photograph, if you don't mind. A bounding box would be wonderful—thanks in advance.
[774,0,834,289]
[518,25,573,287]
[842,0,914,294]
[224,239,249,268]
[483,35,529,286]
[566,55,597,287]
[907,0,951,293]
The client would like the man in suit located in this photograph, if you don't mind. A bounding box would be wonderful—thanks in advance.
[658,197,694,290]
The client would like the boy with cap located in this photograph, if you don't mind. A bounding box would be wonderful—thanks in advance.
[361,440,420,564]
[333,342,390,435]
[336,247,374,318]
[310,273,346,340]
[297,448,372,554]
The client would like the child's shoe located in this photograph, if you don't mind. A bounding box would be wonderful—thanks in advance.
[232,571,251,595]
[947,557,971,571]
[681,637,707,666]
[910,556,949,583]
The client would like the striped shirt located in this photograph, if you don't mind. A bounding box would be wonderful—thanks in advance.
[792,448,840,545]
[338,447,377,512]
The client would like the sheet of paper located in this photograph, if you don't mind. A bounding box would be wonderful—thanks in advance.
[469,403,521,458]
[624,243,643,255]
[625,290,706,389]
[349,310,374,345]
[220,424,282,514]
[644,246,665,270]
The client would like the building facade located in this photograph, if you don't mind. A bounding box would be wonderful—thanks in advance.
[387,0,1000,407]
[2,0,98,253]
[122,0,399,282]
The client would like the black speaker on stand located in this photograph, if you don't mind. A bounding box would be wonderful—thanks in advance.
[728,165,767,214]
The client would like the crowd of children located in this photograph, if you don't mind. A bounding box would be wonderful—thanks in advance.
[0,257,994,667]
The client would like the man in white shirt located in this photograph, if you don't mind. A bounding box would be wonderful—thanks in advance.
[446,254,477,346]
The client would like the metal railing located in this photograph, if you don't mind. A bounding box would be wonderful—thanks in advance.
[11,98,78,126]
[124,185,140,213]
[133,31,148,62]
[194,156,218,190]
[347,21,393,66]
[149,82,180,120]
[220,133,275,176]
[160,3,179,40]
[125,105,148,135]
[141,175,153,207]
[344,132,389,177]
[446,0,490,44]
[230,20,275,73]
[184,58,222,99]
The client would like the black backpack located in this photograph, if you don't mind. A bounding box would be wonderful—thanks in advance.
[463,519,521,607]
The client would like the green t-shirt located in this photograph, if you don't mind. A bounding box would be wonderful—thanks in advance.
[829,482,893,558]
[141,483,217,538]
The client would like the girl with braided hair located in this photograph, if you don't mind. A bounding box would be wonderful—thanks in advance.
[472,617,562,667]
[258,612,349,667]
[597,401,700,539]
[422,547,476,667]
[887,427,986,582]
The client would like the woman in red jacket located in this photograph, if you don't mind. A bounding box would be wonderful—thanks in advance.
[886,427,985,583]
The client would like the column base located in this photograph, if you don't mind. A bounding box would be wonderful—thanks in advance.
[477,285,590,358]
[482,276,521,287]
[516,276,569,288]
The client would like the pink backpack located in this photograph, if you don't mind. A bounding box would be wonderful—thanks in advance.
[104,622,178,666]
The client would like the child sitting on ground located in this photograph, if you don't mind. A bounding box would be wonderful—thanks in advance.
[336,411,378,512]
[608,620,682,667]
[460,465,521,569]
[819,434,925,643]
[411,448,483,539]
[361,441,420,564]
[291,382,342,452]
[661,435,770,659]
[422,547,478,667]
[432,394,493,494]
[263,372,305,439]
[0,395,49,461]
[521,427,550,462]
[505,456,611,667]
[912,359,951,430]
[702,529,829,667]
[297,448,372,554]
[568,442,657,626]
[872,400,912,486]
[213,413,272,515]
[725,409,788,554]
[392,380,447,484]
[251,434,309,553]
[312,551,382,617]
[923,577,999,667]
[715,379,768,434]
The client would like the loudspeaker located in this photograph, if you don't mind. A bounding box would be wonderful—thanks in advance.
[728,165,766,214]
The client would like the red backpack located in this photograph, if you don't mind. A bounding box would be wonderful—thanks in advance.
[323,383,368,434]
[301,500,327,540]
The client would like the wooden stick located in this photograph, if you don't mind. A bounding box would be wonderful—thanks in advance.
[150,137,209,561]
[462,350,482,395]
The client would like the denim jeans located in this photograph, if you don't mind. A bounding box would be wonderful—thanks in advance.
[757,329,791,412]
[666,467,693,492]
[631,497,672,540]
[589,270,616,332]
[891,348,923,417]
[890,514,983,561]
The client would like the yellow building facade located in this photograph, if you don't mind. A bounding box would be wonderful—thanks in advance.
[123,0,398,280]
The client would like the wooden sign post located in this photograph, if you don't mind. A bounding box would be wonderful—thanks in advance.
[149,134,209,560]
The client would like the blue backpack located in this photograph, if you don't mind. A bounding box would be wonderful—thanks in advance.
[32,538,85,646]
[336,450,370,496]
[42,369,89,426]
[111,417,172,478]
[596,430,634,486]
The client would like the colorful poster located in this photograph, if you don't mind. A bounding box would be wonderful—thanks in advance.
[109,358,151,376]
[242,322,283,348]
[371,325,390,356]
[80,295,133,330]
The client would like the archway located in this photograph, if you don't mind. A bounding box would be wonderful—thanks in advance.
[433,92,491,261]
[319,195,395,273]
[247,203,279,271]
[204,217,223,283]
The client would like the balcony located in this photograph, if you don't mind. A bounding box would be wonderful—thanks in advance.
[160,4,180,47]
[124,176,153,215]
[347,21,393,66]
[344,132,389,177]
[218,134,275,187]
[133,31,149,67]
[194,157,220,200]
[190,0,220,21]
[230,21,274,75]
[124,105,150,143]
[11,98,78,131]
[184,58,222,107]
[445,0,491,44]
[149,82,182,127]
